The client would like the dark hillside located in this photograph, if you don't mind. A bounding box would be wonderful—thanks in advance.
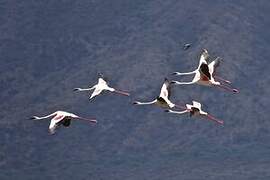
[1,0,270,179]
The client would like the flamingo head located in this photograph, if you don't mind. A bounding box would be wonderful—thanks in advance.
[73,88,81,92]
[30,116,40,120]
[133,101,139,105]
[170,81,178,85]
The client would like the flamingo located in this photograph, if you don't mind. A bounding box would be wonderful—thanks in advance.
[31,111,97,134]
[171,49,239,93]
[183,43,192,50]
[165,101,224,125]
[74,73,130,100]
[133,78,182,109]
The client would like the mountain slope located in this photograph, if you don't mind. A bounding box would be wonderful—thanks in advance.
[1,0,270,179]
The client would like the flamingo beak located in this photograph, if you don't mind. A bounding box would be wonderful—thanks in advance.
[233,89,239,93]
[133,101,138,105]
[92,120,98,123]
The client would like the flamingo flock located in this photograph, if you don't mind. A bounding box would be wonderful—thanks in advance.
[31,49,239,134]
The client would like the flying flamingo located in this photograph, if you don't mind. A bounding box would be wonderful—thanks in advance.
[133,78,182,109]
[183,43,192,50]
[165,101,224,125]
[31,111,97,134]
[171,49,238,93]
[74,73,130,100]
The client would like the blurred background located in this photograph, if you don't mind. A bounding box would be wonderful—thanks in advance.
[1,0,270,179]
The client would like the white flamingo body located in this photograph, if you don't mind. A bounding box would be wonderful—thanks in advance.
[166,101,223,125]
[90,78,114,99]
[31,111,97,134]
[74,74,130,100]
[133,78,177,109]
[158,79,175,108]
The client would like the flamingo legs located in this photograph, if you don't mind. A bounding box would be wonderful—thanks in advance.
[75,117,97,123]
[214,76,231,84]
[204,114,224,125]
[113,89,130,96]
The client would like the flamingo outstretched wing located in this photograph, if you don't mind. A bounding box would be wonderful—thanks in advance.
[49,115,65,134]
[159,78,171,99]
